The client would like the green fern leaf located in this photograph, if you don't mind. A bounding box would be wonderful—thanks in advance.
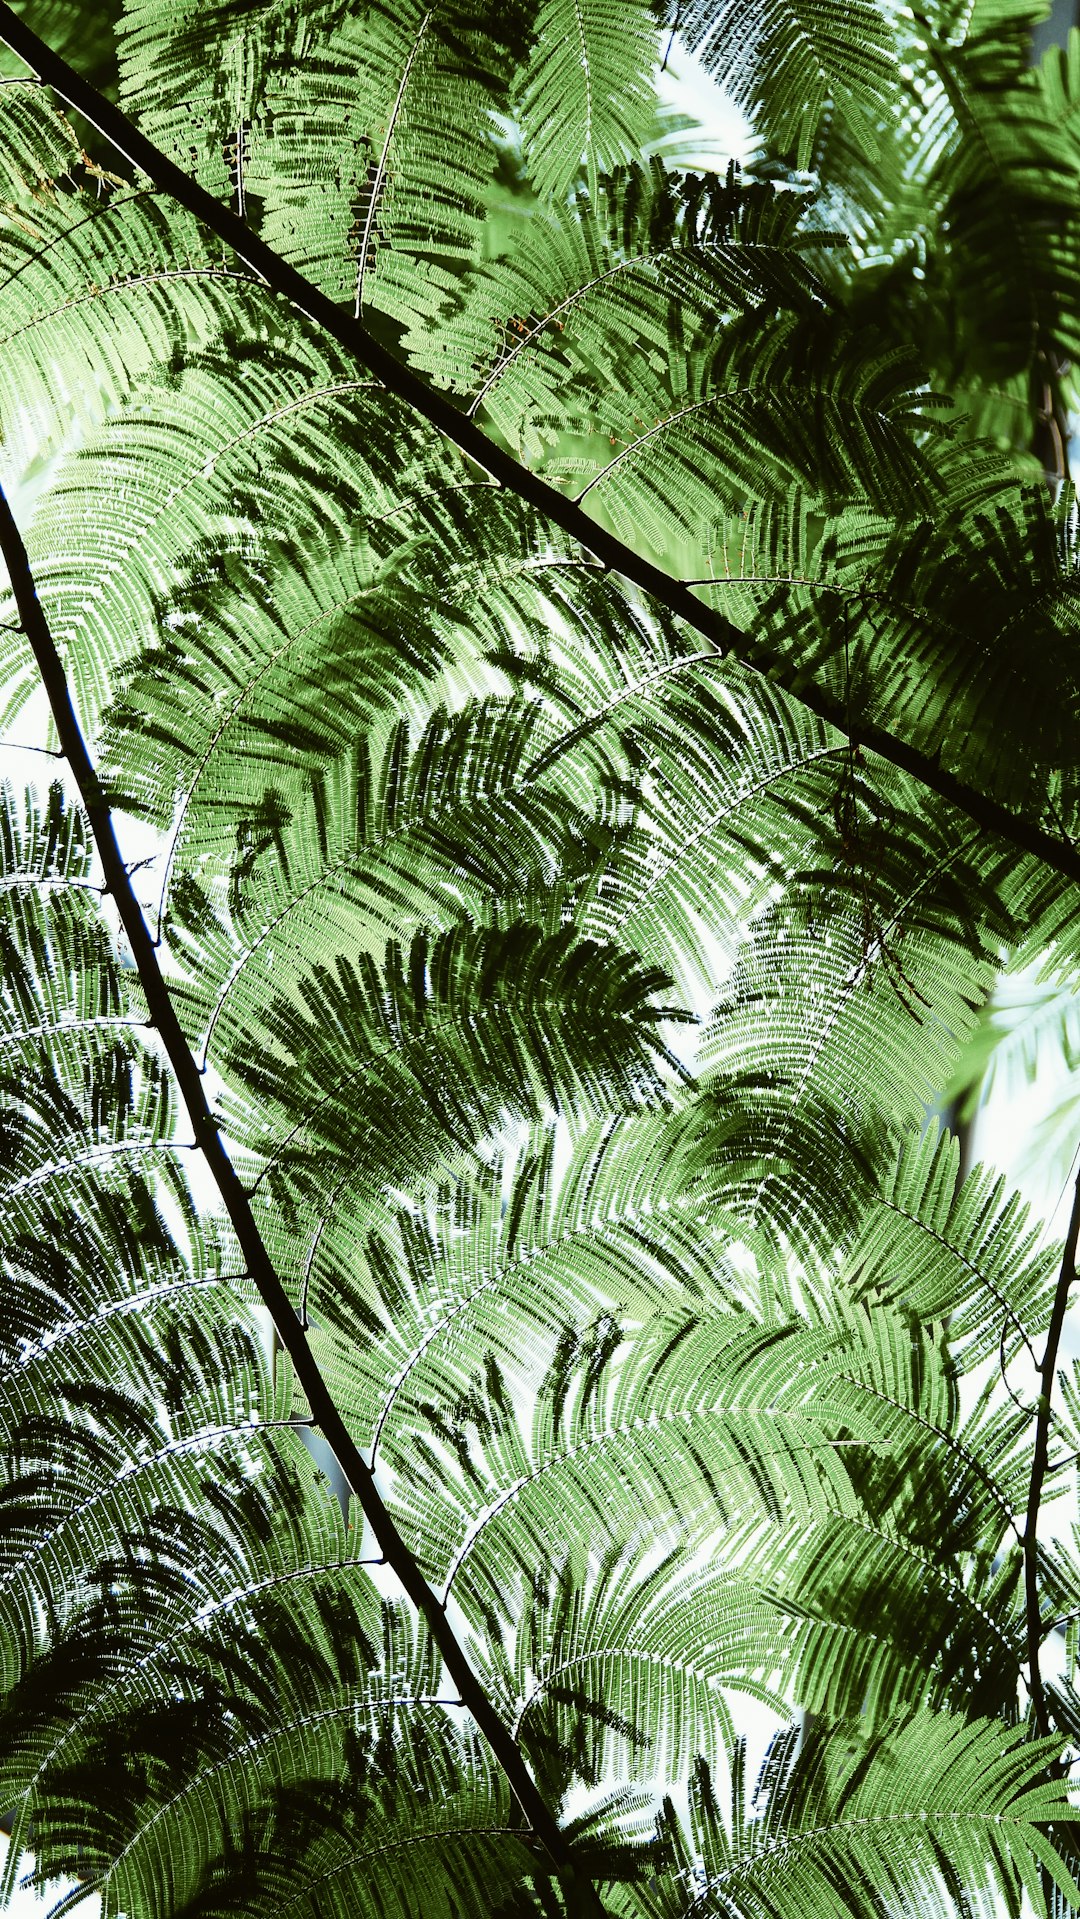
[514,0,662,200]
[678,0,901,170]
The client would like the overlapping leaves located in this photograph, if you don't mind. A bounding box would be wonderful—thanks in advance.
[1,6,1079,1918]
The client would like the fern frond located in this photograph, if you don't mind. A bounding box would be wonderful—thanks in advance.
[0,787,527,1918]
[257,2,525,330]
[413,165,820,414]
[117,0,527,336]
[677,0,900,170]
[219,919,692,1241]
[0,86,267,478]
[139,695,632,1020]
[286,1113,745,1468]
[560,312,938,552]
[644,1714,1078,1918]
[843,1124,1057,1367]
[514,0,661,201]
[480,1543,790,1788]
[738,476,1080,847]
[0,71,75,186]
[45,1596,482,1916]
[146,1767,532,1919]
[426,163,937,556]
[690,776,1015,1253]
[581,664,848,1006]
[767,0,1080,466]
[15,341,410,725]
[388,1299,898,1618]
[0,0,118,95]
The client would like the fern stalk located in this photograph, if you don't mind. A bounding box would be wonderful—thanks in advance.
[1,4,1080,896]
[1024,1164,1080,1744]
[0,479,607,1919]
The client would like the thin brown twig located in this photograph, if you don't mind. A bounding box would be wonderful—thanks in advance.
[1023,1165,1080,1741]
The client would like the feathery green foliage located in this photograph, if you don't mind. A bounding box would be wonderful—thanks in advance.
[1,0,1080,1914]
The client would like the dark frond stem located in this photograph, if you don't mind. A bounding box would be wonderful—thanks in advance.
[3,8,1080,893]
[1032,348,1070,490]
[0,482,605,1919]
[661,0,682,70]
[1023,1163,1080,1743]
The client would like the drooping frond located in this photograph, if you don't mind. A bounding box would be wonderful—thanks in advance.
[766,0,1080,467]
[513,0,662,200]
[217,916,691,1227]
[5,333,448,727]
[719,470,1080,831]
[420,163,939,557]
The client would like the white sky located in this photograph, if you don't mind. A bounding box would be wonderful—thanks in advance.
[0,1841,96,1919]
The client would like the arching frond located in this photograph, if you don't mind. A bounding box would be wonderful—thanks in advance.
[642,1715,1079,1919]
[6,334,440,726]
[426,162,938,562]
[118,0,528,335]
[218,917,692,1237]
[690,777,1016,1254]
[2,3,1080,1915]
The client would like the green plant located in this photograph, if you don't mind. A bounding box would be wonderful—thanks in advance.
[1,0,1080,1913]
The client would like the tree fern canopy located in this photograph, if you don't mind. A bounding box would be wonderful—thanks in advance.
[1,0,1080,1913]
